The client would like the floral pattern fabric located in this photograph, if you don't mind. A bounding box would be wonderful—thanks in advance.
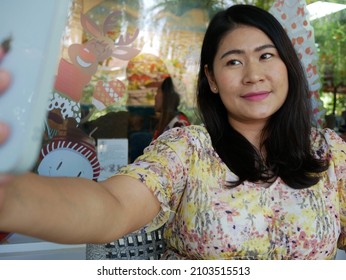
[116,125,346,259]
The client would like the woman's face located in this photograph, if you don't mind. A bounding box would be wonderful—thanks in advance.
[205,25,288,129]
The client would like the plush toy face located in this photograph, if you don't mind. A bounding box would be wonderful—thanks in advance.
[37,149,94,179]
[37,138,100,180]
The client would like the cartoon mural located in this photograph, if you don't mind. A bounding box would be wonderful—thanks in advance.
[50,10,140,132]
[38,8,141,181]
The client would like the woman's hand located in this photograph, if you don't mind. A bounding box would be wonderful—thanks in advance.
[0,69,11,94]
[0,38,11,145]
[0,39,13,227]
[0,122,9,145]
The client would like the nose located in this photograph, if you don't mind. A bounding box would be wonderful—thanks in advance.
[242,62,265,84]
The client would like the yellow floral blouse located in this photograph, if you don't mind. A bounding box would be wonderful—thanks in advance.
[116,125,346,259]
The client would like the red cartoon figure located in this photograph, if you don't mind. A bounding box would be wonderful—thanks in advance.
[48,10,140,134]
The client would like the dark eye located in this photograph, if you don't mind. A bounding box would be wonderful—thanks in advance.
[261,53,273,60]
[226,59,241,66]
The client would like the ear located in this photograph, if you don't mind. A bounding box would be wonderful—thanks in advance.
[204,65,218,93]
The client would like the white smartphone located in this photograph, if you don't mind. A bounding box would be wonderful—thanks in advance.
[0,0,71,173]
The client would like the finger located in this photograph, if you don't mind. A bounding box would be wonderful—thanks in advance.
[0,123,9,145]
[0,69,11,94]
[0,174,13,184]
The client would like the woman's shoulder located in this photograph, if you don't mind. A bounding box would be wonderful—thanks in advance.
[156,124,211,148]
[311,127,344,143]
[165,124,209,138]
[311,127,346,157]
[181,124,208,135]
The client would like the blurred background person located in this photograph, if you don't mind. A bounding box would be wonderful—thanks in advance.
[153,76,190,140]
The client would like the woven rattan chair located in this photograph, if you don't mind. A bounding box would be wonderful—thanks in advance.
[86,226,166,260]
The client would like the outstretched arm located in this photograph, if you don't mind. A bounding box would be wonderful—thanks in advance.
[0,173,161,244]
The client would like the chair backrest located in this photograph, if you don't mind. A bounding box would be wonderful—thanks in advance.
[86,226,166,260]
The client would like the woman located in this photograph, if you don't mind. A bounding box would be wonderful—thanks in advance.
[0,5,345,259]
[153,76,190,140]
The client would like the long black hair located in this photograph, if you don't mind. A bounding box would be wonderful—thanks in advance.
[156,77,181,137]
[197,4,328,189]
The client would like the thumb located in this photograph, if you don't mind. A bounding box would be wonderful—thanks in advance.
[0,69,11,94]
[0,123,9,145]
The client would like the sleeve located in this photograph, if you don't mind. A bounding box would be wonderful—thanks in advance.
[115,127,191,232]
[324,129,346,250]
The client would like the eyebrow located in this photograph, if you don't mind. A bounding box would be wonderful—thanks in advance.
[220,44,276,59]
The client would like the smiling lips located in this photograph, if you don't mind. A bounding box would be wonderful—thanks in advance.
[241,91,270,101]
[76,47,96,68]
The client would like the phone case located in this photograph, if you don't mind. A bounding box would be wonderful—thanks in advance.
[0,0,71,173]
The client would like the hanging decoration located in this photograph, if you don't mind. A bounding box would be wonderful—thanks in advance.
[269,0,326,128]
